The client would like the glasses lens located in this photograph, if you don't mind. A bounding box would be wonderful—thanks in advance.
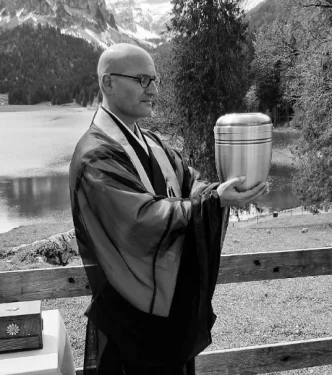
[141,76,151,88]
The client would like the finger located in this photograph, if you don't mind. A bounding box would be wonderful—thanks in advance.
[235,188,266,208]
[222,176,246,190]
[240,182,266,199]
[234,183,268,207]
[264,182,271,195]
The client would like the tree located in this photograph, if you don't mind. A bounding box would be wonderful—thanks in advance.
[169,0,252,179]
[88,88,95,106]
[75,92,80,105]
[138,43,184,142]
[252,0,332,210]
[250,2,297,122]
[81,89,88,107]
[290,2,332,211]
[244,84,259,112]
[97,89,103,104]
[8,87,27,104]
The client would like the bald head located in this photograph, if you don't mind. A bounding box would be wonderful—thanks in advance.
[96,43,158,128]
[97,43,154,83]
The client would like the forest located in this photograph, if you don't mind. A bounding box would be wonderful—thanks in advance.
[0,24,102,106]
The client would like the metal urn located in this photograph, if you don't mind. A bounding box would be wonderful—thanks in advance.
[214,113,272,192]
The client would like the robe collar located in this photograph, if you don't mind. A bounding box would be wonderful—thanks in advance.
[101,105,149,155]
[92,107,181,198]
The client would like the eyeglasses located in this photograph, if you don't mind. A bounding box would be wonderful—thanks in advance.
[106,73,161,88]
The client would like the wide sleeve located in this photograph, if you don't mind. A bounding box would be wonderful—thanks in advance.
[76,155,223,317]
[80,158,192,257]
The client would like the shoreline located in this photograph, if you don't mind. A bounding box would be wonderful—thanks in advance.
[0,102,92,112]
[1,203,331,240]
[232,206,332,229]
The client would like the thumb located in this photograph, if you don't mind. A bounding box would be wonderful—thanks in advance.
[223,176,246,190]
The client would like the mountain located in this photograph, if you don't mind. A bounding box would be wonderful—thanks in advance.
[106,0,268,43]
[0,0,269,52]
[0,0,271,108]
[245,0,284,30]
[105,0,172,42]
[0,0,165,49]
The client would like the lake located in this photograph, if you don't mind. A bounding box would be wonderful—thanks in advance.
[0,105,92,233]
[0,105,300,233]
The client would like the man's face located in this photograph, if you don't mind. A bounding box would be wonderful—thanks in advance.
[108,54,158,124]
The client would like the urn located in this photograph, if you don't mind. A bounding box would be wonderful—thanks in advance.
[214,113,272,192]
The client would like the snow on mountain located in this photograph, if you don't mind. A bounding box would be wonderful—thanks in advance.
[105,0,171,40]
[63,25,109,48]
[139,0,172,34]
[118,25,159,44]
[106,0,266,41]
[240,0,267,12]
[0,0,267,51]
[0,0,160,49]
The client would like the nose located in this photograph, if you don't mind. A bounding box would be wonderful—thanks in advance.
[145,80,158,95]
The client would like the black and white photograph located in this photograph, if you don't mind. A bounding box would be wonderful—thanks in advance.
[0,0,332,374]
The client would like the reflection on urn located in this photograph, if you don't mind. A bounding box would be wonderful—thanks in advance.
[214,113,272,192]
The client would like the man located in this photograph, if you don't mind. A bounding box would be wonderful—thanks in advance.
[69,43,267,375]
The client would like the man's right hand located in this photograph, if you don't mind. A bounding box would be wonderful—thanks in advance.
[216,176,268,208]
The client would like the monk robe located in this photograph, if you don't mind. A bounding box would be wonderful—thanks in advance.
[69,106,230,374]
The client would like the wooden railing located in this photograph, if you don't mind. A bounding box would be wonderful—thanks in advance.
[1,247,332,374]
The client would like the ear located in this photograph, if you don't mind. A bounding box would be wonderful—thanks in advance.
[101,74,113,95]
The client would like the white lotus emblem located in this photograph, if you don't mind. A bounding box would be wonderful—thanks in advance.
[6,323,20,336]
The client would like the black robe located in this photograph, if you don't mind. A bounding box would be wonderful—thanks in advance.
[69,109,230,374]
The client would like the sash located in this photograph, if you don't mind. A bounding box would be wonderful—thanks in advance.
[144,135,182,198]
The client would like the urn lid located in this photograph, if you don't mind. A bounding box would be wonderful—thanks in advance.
[215,113,272,127]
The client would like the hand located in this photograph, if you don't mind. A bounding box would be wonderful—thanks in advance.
[216,176,268,208]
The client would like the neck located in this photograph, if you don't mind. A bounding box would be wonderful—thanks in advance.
[102,103,135,133]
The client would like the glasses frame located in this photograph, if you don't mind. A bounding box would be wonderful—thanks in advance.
[106,73,160,88]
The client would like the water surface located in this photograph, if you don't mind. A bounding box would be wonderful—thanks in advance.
[0,105,93,232]
[0,107,300,233]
